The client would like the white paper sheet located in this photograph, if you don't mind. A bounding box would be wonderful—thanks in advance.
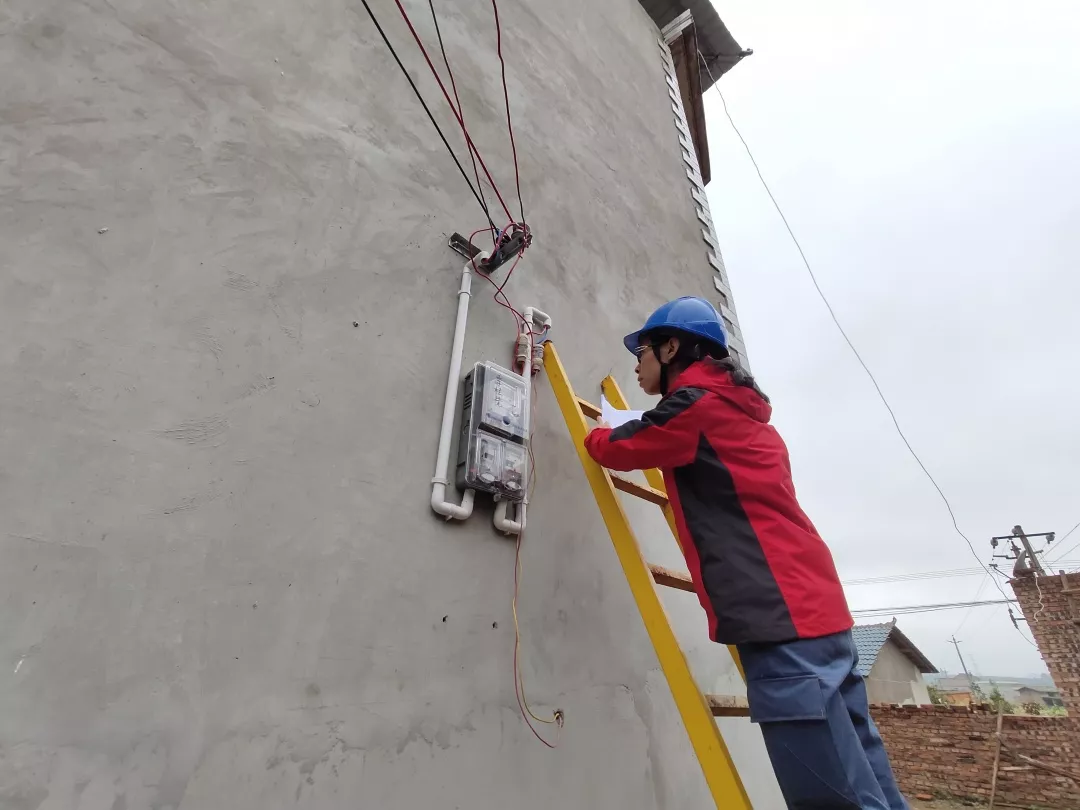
[600,395,645,429]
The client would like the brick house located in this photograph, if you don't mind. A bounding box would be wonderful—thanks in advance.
[1013,570,1080,715]
[870,572,1080,808]
[1015,684,1065,709]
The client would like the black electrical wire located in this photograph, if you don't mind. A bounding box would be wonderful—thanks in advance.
[1045,519,1080,567]
[698,47,1019,618]
[491,0,526,227]
[426,0,495,239]
[841,561,1080,587]
[358,0,496,232]
[850,597,1017,618]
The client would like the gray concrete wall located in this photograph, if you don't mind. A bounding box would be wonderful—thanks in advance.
[0,0,782,807]
[867,643,930,706]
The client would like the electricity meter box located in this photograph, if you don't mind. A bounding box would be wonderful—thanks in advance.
[456,362,528,502]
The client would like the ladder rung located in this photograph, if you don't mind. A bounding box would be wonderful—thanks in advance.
[706,694,751,718]
[650,563,695,592]
[576,396,601,419]
[611,473,668,506]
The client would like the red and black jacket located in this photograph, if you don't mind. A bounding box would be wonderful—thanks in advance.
[584,360,852,646]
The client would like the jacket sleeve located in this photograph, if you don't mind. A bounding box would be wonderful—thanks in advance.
[583,387,707,471]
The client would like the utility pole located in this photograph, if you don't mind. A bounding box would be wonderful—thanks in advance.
[1014,525,1046,576]
[991,525,1055,577]
[949,635,974,693]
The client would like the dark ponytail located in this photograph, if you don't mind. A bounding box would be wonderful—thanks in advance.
[706,355,770,404]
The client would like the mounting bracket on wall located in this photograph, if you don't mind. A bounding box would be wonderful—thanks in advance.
[448,232,481,261]
[448,228,531,275]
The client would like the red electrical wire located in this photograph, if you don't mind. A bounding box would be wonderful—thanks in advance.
[483,254,525,325]
[391,0,516,225]
[427,0,495,240]
[467,225,536,334]
[491,0,525,226]
[462,226,556,745]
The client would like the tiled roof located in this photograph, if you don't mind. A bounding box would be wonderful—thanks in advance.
[852,622,895,676]
[852,620,939,676]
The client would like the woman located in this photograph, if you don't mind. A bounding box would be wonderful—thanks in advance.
[584,296,908,810]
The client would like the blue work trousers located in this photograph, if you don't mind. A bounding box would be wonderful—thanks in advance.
[737,631,909,809]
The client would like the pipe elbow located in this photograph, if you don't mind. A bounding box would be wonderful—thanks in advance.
[493,499,524,535]
[523,307,552,330]
[431,484,475,521]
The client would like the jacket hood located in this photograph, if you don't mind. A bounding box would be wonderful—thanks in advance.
[669,360,773,424]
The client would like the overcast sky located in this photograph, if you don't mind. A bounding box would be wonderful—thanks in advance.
[704,0,1080,677]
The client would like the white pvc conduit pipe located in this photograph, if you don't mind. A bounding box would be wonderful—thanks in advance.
[430,256,484,521]
[493,306,552,535]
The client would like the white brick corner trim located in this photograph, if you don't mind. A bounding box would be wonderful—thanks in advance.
[657,37,749,367]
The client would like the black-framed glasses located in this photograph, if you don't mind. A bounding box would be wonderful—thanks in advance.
[632,345,652,357]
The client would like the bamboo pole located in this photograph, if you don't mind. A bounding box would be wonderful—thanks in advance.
[988,704,1004,810]
[1000,740,1080,783]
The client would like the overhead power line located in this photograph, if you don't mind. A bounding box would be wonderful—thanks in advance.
[1045,519,1080,566]
[389,0,517,225]
[952,572,991,635]
[427,0,493,237]
[357,0,496,231]
[841,561,1080,587]
[490,0,526,226]
[698,53,1020,621]
[850,598,1017,618]
[844,566,999,586]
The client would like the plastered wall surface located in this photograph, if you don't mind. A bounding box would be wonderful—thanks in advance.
[0,1,782,807]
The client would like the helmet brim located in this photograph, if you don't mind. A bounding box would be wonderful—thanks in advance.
[622,331,643,355]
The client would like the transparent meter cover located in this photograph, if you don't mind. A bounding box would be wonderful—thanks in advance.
[464,433,526,501]
[478,363,527,442]
[501,442,526,496]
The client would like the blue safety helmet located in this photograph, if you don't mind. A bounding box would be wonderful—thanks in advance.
[623,296,728,355]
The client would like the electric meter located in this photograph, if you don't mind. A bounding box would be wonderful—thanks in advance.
[456,362,528,501]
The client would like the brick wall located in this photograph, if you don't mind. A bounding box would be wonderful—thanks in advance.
[871,704,1080,808]
[1013,572,1080,715]
[872,572,1080,806]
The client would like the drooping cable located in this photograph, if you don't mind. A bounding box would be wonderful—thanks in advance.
[697,51,1021,621]
[491,0,526,226]
[357,0,495,232]
[953,572,992,635]
[1031,567,1049,622]
[467,225,538,334]
[481,254,526,327]
[513,530,562,747]
[1045,519,1080,567]
[459,223,555,743]
[391,0,516,225]
[427,0,495,240]
[511,364,563,747]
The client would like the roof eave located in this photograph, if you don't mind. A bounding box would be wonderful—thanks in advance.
[686,1,752,91]
[888,626,939,675]
[641,1,752,88]
[639,1,750,187]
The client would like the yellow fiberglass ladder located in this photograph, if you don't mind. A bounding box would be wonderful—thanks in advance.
[543,342,754,810]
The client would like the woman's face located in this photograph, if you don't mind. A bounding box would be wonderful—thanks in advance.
[635,336,679,395]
